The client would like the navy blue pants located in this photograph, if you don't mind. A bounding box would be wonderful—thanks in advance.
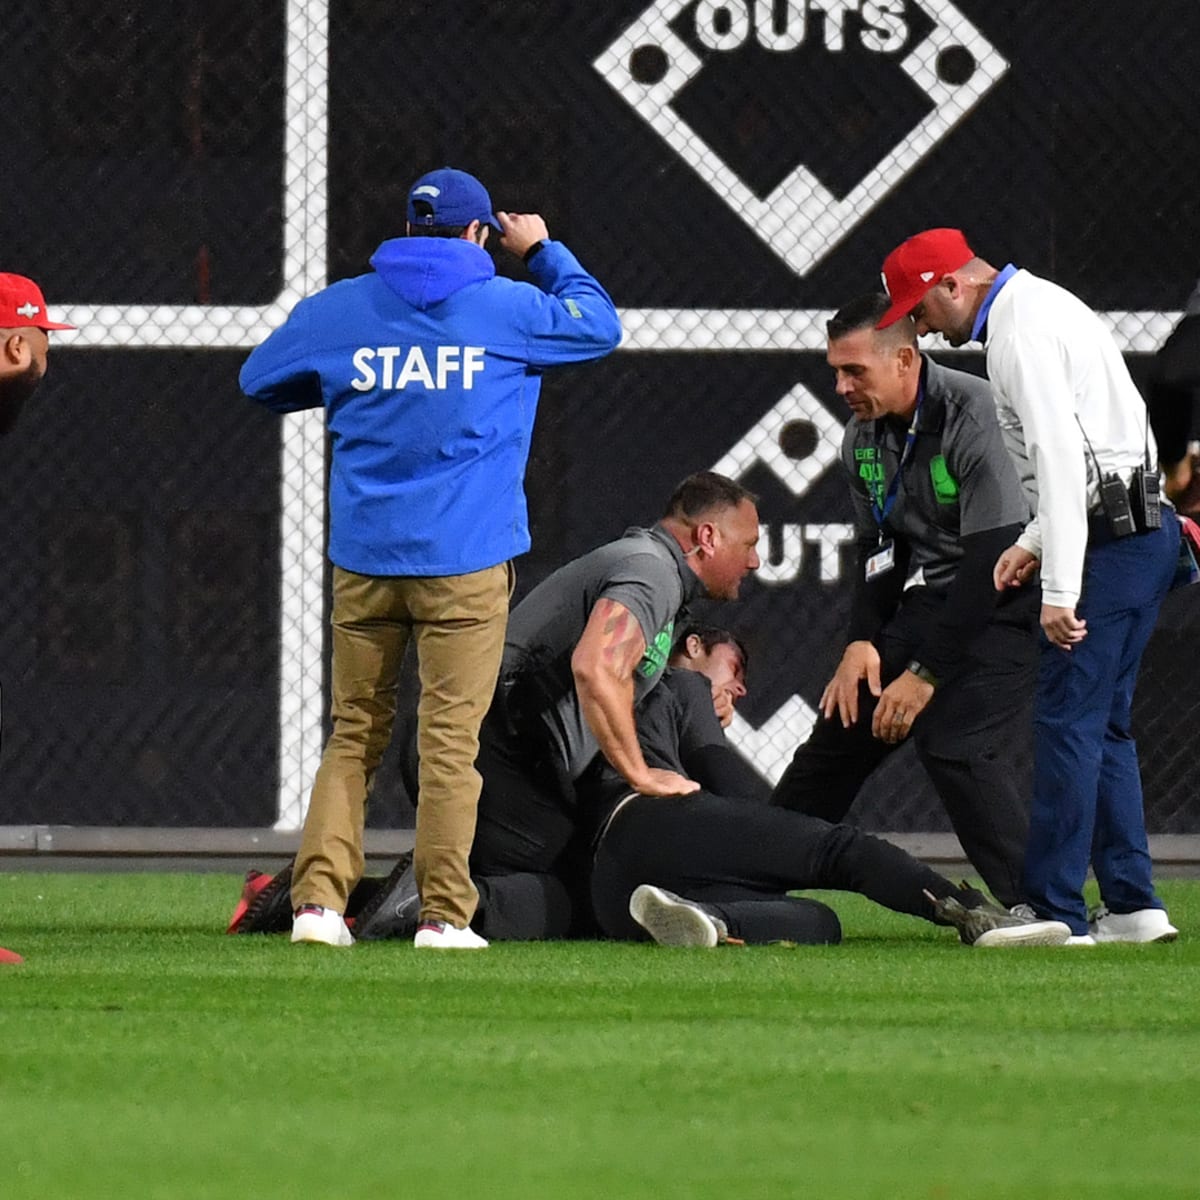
[1025,510,1179,933]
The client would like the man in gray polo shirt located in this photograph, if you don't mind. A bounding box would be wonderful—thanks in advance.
[771,293,1040,910]
[460,470,762,940]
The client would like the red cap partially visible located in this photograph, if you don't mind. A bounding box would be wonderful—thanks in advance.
[877,228,974,328]
[0,273,75,331]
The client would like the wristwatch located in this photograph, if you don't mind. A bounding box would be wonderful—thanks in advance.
[906,659,939,687]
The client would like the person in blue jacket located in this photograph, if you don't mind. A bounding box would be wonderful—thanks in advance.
[239,166,622,950]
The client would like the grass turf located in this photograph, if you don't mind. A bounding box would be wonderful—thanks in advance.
[1,872,1198,1199]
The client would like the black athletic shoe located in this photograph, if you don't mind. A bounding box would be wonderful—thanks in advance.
[229,860,295,935]
[352,852,419,941]
[924,890,1070,947]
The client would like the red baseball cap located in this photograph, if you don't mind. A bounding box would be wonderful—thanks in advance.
[0,273,75,331]
[877,228,975,328]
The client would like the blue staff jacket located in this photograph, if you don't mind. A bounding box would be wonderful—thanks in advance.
[239,236,622,576]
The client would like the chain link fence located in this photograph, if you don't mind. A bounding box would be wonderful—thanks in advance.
[1,0,1198,836]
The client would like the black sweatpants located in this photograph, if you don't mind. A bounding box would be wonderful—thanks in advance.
[590,791,960,944]
[467,705,581,939]
[772,590,1036,909]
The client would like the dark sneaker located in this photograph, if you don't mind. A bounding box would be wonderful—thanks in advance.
[352,852,420,942]
[924,890,1070,947]
[227,860,295,935]
[629,884,730,948]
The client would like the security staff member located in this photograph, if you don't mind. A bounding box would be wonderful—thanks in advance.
[876,228,1180,944]
[771,292,1040,911]
[240,167,622,949]
[466,471,762,939]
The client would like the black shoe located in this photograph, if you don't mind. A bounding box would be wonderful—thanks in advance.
[924,889,1070,947]
[229,860,295,935]
[352,852,419,941]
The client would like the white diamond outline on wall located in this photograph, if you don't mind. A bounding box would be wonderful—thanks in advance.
[593,0,1008,277]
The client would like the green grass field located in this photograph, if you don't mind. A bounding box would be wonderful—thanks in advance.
[2,872,1198,1200]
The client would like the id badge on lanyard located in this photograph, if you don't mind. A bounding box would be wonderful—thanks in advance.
[865,540,895,581]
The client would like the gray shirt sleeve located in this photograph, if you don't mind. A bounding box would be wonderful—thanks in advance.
[946,398,1033,536]
[598,550,684,669]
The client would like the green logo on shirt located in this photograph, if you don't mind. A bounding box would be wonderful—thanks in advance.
[929,455,958,504]
[855,447,885,510]
[565,299,582,319]
[638,620,675,679]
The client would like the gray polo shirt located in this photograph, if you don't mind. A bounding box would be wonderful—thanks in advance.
[502,523,704,779]
[843,357,1031,590]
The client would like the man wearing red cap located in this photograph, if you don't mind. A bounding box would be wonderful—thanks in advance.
[0,273,73,437]
[876,228,1180,946]
[0,273,74,963]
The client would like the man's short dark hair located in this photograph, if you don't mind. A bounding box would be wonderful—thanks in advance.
[827,293,917,346]
[671,623,749,675]
[664,471,756,521]
[407,200,469,239]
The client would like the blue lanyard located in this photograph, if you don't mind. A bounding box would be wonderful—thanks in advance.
[870,380,925,529]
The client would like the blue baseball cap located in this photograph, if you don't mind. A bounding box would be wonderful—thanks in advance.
[407,167,501,231]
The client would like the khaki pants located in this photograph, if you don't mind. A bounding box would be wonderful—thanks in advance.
[292,562,511,927]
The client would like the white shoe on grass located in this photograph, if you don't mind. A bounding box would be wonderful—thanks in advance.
[413,921,488,949]
[629,884,729,948]
[1090,907,1178,943]
[1065,934,1097,946]
[291,905,354,947]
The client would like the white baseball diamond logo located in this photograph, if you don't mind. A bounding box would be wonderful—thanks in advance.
[595,0,1008,277]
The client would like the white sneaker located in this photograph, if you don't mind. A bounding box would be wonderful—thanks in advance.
[1090,907,1178,944]
[629,884,728,948]
[413,920,488,949]
[973,920,1072,948]
[291,905,354,947]
[1065,934,1097,946]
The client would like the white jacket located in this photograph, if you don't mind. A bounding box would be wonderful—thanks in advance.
[984,270,1154,607]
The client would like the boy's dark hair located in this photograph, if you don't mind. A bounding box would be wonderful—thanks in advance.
[663,471,756,521]
[827,293,916,346]
[671,623,749,675]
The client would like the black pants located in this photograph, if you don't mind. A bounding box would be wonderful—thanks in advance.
[590,791,961,944]
[772,590,1036,909]
[467,706,581,939]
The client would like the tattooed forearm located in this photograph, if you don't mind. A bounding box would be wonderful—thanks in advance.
[595,599,645,676]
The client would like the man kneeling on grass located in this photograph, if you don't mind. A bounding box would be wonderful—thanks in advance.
[231,623,1070,949]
